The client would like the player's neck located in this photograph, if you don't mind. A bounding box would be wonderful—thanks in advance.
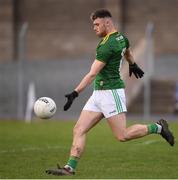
[106,25,117,35]
[105,28,117,37]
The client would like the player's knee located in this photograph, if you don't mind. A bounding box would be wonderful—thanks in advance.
[115,132,128,142]
[116,136,127,142]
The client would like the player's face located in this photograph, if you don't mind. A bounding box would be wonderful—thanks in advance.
[93,18,107,37]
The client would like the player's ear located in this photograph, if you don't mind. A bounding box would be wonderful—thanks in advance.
[105,18,110,26]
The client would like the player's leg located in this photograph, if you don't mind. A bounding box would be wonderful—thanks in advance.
[64,110,103,174]
[104,89,174,145]
[46,110,103,176]
[107,113,148,141]
[107,113,174,145]
[70,110,104,158]
[46,91,104,175]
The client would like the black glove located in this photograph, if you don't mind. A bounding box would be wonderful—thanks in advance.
[64,91,78,111]
[129,63,144,78]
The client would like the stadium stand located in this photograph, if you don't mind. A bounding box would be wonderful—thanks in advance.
[0,0,178,60]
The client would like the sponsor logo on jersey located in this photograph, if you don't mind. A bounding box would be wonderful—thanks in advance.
[116,35,124,41]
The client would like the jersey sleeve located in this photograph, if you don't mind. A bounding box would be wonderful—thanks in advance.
[96,44,112,63]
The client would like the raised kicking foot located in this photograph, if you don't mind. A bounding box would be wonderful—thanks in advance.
[46,164,75,176]
[157,119,175,146]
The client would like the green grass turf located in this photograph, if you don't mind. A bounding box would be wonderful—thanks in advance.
[0,119,177,179]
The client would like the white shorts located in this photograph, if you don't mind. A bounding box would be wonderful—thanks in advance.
[83,89,127,118]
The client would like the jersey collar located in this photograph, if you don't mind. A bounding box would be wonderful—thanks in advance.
[100,31,118,45]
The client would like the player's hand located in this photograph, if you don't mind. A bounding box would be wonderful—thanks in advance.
[64,91,78,111]
[129,63,144,78]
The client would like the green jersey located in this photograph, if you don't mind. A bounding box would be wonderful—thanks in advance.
[94,31,129,90]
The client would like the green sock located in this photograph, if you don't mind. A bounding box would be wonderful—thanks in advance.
[147,124,158,134]
[67,156,79,170]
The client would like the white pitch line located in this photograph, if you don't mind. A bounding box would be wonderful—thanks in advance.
[143,140,160,145]
[0,140,163,154]
[0,145,65,154]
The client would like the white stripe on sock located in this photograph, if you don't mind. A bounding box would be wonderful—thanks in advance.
[64,165,74,172]
[156,123,162,134]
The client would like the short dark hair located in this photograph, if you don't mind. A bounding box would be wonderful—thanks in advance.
[90,9,112,21]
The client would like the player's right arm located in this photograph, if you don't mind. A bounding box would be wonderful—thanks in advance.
[64,39,110,111]
[74,59,105,93]
[63,59,105,111]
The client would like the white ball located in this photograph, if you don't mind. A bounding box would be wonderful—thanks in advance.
[34,97,57,119]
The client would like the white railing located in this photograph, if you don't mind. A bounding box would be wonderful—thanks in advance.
[17,22,29,120]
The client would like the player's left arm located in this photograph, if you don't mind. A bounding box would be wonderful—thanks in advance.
[124,48,144,78]
[124,48,135,65]
[63,60,105,111]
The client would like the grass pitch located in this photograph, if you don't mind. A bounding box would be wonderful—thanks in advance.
[0,119,178,179]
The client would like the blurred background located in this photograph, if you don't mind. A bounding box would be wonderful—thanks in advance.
[0,0,178,121]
